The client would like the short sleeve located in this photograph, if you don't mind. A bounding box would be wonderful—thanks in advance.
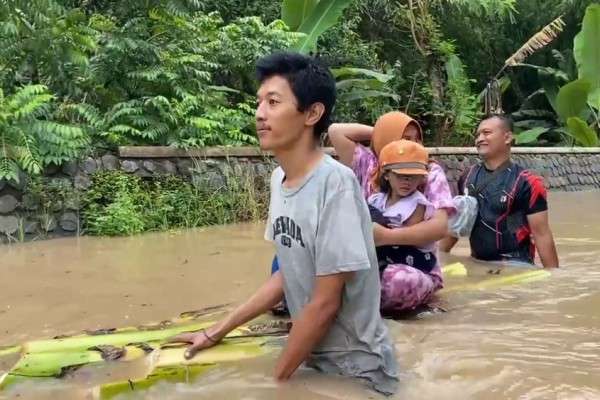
[424,162,455,212]
[516,171,548,215]
[263,168,281,242]
[457,170,468,195]
[264,203,273,241]
[315,189,372,276]
[351,144,378,199]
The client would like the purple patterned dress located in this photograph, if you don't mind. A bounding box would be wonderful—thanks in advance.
[352,144,455,312]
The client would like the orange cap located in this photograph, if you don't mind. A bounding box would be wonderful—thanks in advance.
[372,112,423,157]
[379,139,429,176]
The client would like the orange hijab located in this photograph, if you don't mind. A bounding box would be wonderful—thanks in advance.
[371,112,423,157]
[370,112,424,192]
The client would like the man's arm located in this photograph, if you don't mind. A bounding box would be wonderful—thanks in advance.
[527,211,559,268]
[373,209,449,248]
[274,272,350,380]
[327,123,373,167]
[170,271,285,358]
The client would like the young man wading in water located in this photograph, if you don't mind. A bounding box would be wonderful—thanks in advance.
[440,114,559,268]
[171,52,399,395]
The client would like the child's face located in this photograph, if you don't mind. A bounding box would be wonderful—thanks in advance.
[386,172,424,197]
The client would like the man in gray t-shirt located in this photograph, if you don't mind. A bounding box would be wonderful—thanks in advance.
[170,52,398,395]
[266,155,398,394]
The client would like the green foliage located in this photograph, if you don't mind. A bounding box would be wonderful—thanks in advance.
[82,171,146,235]
[445,55,481,143]
[574,4,600,91]
[292,0,355,53]
[566,116,599,146]
[0,85,88,181]
[514,127,549,144]
[282,0,319,30]
[556,79,592,121]
[81,169,268,236]
[1,3,298,155]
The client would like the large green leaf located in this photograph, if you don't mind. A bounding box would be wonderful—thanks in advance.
[556,79,592,121]
[331,67,393,82]
[335,78,385,91]
[574,4,600,90]
[281,0,319,31]
[293,0,354,53]
[338,89,400,102]
[566,117,599,147]
[588,87,600,111]
[445,54,467,83]
[514,127,548,145]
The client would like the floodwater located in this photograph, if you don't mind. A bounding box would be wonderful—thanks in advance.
[1,191,600,399]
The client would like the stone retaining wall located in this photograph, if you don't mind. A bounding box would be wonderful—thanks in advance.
[1,146,599,243]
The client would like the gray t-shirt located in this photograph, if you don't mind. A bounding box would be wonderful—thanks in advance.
[265,154,398,395]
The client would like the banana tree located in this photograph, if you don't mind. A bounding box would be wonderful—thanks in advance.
[554,4,600,146]
[332,67,399,103]
[281,0,354,53]
[514,4,600,146]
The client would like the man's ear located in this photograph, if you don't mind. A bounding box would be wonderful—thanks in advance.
[505,130,514,145]
[305,102,325,127]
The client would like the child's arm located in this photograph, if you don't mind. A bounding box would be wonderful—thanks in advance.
[404,204,425,227]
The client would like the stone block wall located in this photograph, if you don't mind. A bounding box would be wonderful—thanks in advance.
[1,147,598,243]
[435,153,600,195]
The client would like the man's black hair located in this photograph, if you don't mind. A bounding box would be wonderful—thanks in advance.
[481,113,514,132]
[256,52,336,139]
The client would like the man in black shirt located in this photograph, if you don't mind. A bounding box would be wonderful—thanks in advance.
[440,114,559,268]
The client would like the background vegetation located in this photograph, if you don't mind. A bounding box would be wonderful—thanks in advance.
[2,0,598,236]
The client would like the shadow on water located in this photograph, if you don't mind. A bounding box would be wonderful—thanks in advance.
[1,191,600,399]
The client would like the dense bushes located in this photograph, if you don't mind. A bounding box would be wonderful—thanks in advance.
[81,170,268,236]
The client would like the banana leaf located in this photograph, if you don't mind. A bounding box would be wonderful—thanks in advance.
[566,117,599,147]
[293,0,354,53]
[281,0,319,31]
[556,79,592,121]
[574,4,600,91]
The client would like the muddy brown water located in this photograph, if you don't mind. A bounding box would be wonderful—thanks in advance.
[1,191,599,399]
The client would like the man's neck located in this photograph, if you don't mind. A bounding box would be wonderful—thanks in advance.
[484,153,511,170]
[274,140,323,187]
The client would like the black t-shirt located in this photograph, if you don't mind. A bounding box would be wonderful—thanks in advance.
[458,162,548,263]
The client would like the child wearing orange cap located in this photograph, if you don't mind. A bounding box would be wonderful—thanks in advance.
[368,140,438,313]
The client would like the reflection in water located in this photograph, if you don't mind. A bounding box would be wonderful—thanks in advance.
[1,191,600,399]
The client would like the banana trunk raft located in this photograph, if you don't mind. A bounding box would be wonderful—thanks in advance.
[0,309,291,399]
[0,263,550,398]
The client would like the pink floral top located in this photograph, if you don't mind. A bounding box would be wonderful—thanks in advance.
[352,144,456,287]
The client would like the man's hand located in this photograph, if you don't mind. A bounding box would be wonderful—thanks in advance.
[168,272,285,360]
[168,328,222,359]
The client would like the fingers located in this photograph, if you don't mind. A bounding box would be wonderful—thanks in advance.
[184,342,204,360]
[167,332,195,344]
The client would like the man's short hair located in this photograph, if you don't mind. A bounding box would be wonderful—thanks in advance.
[256,52,336,139]
[481,113,514,133]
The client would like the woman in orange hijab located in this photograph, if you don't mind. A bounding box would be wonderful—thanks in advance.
[329,113,455,312]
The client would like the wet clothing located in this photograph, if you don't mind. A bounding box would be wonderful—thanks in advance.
[265,154,398,395]
[458,161,548,264]
[368,192,437,274]
[352,144,455,311]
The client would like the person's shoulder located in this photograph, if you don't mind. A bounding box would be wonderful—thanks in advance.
[367,191,385,205]
[509,162,544,184]
[318,155,363,197]
[270,166,284,184]
[428,161,444,174]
